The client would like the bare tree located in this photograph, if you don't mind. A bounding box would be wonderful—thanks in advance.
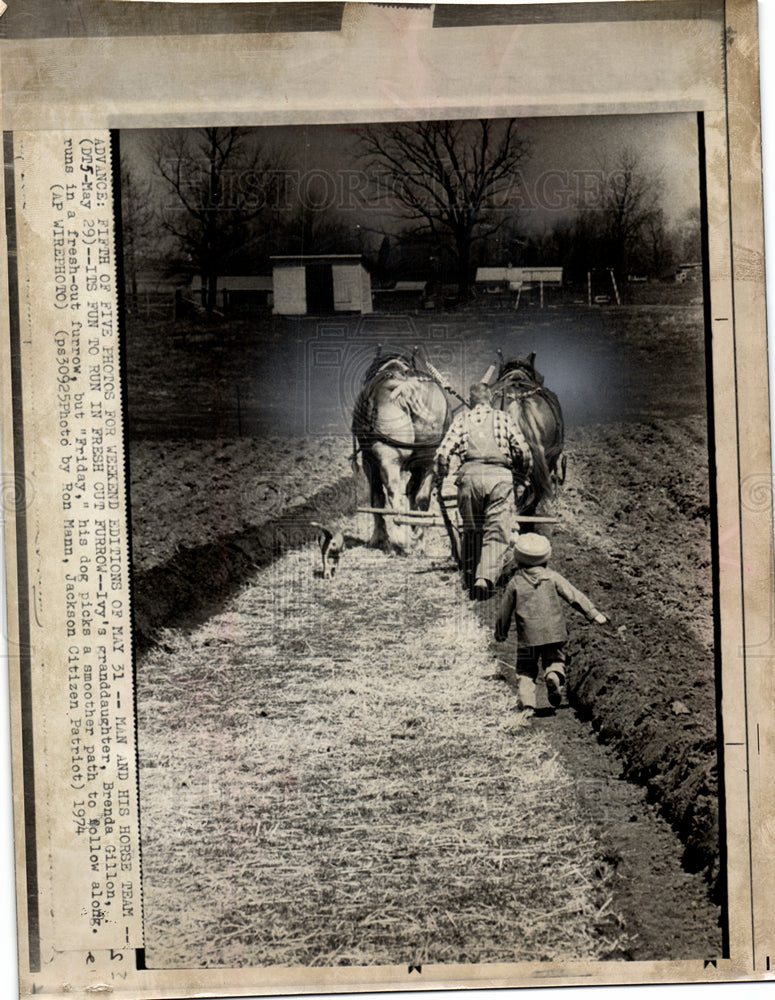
[272,204,361,258]
[675,205,702,263]
[151,127,280,312]
[120,155,158,311]
[586,147,663,280]
[359,119,530,298]
[643,207,675,279]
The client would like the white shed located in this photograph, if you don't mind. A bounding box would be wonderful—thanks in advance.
[475,266,563,291]
[520,267,563,286]
[271,255,373,315]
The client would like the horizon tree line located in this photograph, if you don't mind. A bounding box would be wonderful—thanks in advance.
[121,123,702,309]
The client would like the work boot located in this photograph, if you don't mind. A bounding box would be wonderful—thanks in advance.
[544,669,565,708]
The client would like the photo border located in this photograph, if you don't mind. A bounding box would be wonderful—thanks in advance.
[1,2,772,997]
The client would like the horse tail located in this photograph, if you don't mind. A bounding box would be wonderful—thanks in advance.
[539,388,565,471]
[513,399,553,510]
[350,431,361,472]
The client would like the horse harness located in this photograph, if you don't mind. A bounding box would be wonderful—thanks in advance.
[491,372,544,408]
[351,360,450,459]
[492,373,564,439]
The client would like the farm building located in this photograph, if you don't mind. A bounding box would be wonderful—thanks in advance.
[675,262,702,283]
[271,255,373,315]
[189,275,274,311]
[475,266,563,292]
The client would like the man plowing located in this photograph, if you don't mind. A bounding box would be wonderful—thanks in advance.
[432,382,532,600]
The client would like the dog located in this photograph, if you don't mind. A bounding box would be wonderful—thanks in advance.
[310,522,345,579]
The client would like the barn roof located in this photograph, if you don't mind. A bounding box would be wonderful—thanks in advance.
[270,254,366,265]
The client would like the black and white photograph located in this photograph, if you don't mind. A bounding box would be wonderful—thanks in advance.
[120,113,722,969]
[2,2,773,997]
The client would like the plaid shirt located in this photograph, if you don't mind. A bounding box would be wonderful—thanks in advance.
[434,404,533,478]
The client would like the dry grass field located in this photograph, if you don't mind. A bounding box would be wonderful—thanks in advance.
[137,537,628,968]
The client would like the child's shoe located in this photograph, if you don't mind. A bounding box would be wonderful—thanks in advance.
[544,670,565,708]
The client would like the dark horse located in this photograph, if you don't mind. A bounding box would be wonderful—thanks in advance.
[489,352,566,515]
[352,352,451,552]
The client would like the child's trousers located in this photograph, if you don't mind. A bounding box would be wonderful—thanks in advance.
[516,642,566,709]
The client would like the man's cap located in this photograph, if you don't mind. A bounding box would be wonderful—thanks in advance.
[512,532,552,565]
[468,382,491,405]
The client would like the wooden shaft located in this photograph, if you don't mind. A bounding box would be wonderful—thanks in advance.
[356,506,559,524]
[356,506,440,518]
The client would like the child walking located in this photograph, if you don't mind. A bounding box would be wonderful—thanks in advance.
[495,533,607,713]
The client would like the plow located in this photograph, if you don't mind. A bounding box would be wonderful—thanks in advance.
[352,344,563,562]
[356,492,559,568]
[354,505,561,527]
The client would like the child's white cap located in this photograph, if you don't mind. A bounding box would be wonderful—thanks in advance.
[512,532,551,565]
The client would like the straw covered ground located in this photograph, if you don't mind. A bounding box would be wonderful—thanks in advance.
[137,536,627,968]
[128,303,721,965]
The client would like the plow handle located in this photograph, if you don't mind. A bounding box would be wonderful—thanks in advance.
[435,485,462,569]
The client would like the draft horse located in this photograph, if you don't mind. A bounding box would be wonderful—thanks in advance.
[489,352,566,516]
[352,351,451,552]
